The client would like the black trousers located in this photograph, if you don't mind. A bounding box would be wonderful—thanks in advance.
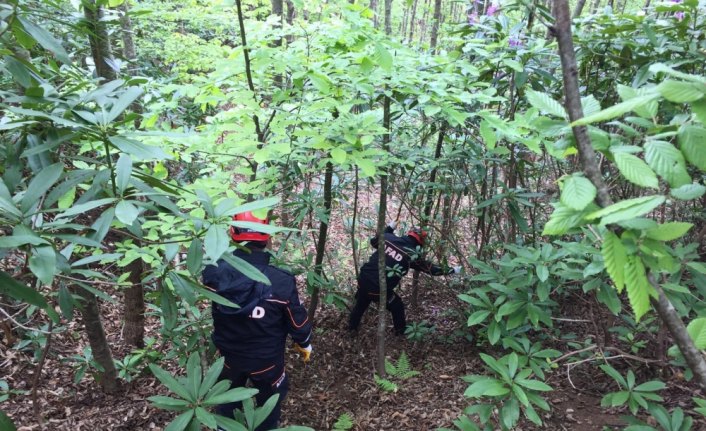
[348,279,406,334]
[216,354,289,431]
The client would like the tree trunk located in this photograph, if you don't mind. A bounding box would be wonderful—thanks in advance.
[430,0,442,52]
[118,1,142,127]
[384,0,393,35]
[573,0,588,17]
[286,0,295,25]
[408,0,419,43]
[411,125,444,308]
[590,0,602,14]
[377,94,391,375]
[84,0,117,81]
[75,286,119,394]
[307,162,333,319]
[553,0,706,391]
[371,0,379,28]
[123,258,145,347]
[351,167,361,280]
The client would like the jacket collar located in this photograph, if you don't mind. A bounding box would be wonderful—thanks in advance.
[233,248,271,266]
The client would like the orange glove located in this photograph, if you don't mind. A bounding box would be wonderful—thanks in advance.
[294,343,312,362]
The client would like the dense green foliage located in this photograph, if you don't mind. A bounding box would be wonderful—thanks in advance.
[1,0,706,429]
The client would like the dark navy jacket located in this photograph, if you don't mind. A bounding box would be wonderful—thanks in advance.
[203,249,311,360]
[358,226,451,291]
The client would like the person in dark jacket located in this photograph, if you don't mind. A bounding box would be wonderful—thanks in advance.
[348,222,460,335]
[202,211,312,431]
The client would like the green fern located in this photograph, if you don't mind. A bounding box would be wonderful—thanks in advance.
[332,413,355,431]
[374,374,399,393]
[384,351,420,380]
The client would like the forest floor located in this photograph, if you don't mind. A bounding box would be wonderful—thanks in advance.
[3,274,704,431]
[2,190,704,430]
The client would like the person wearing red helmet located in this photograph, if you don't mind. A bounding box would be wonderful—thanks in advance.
[202,211,312,431]
[348,222,461,336]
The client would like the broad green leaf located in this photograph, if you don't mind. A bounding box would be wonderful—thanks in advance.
[0,270,48,308]
[467,310,491,326]
[186,239,203,276]
[107,87,143,123]
[624,256,653,321]
[57,198,117,219]
[536,265,549,282]
[198,357,224,399]
[204,225,229,262]
[588,195,665,226]
[560,175,596,210]
[649,63,706,84]
[355,158,376,177]
[463,378,510,397]
[88,207,115,243]
[186,353,202,402]
[678,125,706,171]
[168,271,197,305]
[612,152,658,189]
[307,72,331,94]
[58,285,74,319]
[115,154,132,195]
[670,183,706,200]
[656,80,705,103]
[687,262,706,275]
[374,43,392,72]
[693,98,706,124]
[146,395,191,410]
[645,222,692,241]
[164,409,194,431]
[633,381,666,392]
[542,202,597,235]
[479,120,496,149]
[602,231,627,293]
[17,17,71,64]
[525,90,566,118]
[148,364,195,402]
[330,147,346,164]
[0,233,49,248]
[644,141,691,188]
[195,407,216,429]
[582,95,601,116]
[685,318,706,350]
[500,397,520,429]
[109,136,168,160]
[221,253,271,285]
[21,162,63,213]
[29,245,56,285]
[57,187,76,210]
[0,411,16,431]
[225,197,280,218]
[515,379,552,391]
[115,200,140,225]
[616,85,658,118]
[203,387,259,406]
[572,93,659,126]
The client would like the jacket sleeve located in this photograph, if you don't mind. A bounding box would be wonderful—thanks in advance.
[410,258,453,276]
[370,226,395,249]
[285,281,312,347]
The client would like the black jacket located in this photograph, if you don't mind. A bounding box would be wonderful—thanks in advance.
[203,249,311,360]
[358,226,451,290]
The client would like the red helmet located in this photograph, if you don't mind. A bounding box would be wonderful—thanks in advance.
[229,211,270,242]
[407,228,428,246]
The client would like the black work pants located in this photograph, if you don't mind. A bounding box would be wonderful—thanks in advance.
[216,354,289,431]
[348,279,406,334]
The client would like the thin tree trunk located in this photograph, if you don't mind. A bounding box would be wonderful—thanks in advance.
[123,258,145,347]
[371,0,379,28]
[384,0,393,35]
[307,162,333,319]
[590,0,602,14]
[430,0,442,51]
[553,0,706,391]
[286,0,295,24]
[377,94,391,375]
[75,286,119,393]
[411,125,444,308]
[351,167,361,280]
[401,6,408,39]
[408,0,419,43]
[84,0,117,81]
[573,0,588,17]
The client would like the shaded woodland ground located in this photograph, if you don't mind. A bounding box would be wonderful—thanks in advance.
[2,190,704,430]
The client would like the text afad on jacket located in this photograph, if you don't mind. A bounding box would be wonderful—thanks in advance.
[384,243,404,262]
[250,306,265,319]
